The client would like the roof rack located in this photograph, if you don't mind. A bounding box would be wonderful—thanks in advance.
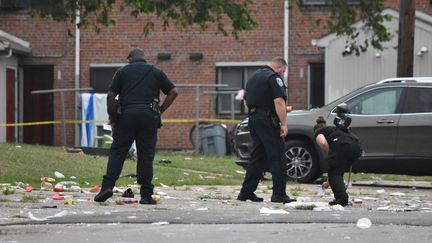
[376,77,432,84]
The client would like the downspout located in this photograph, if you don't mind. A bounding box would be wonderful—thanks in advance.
[0,48,12,58]
[74,5,81,146]
[284,0,289,101]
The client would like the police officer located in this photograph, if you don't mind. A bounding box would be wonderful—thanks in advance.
[314,116,362,206]
[95,48,178,204]
[237,57,295,203]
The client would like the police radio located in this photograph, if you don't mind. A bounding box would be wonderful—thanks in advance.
[333,103,352,132]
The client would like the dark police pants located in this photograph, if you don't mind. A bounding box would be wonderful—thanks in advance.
[328,141,361,202]
[102,107,159,197]
[240,112,287,196]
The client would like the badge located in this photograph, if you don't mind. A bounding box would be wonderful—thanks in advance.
[276,77,284,87]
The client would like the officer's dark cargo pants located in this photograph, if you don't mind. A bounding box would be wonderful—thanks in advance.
[102,107,159,197]
[328,141,361,203]
[240,112,287,196]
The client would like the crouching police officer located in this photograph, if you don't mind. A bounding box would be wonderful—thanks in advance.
[95,48,178,204]
[237,57,296,203]
[314,115,362,206]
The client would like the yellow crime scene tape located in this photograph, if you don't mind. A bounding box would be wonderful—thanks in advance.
[0,118,242,127]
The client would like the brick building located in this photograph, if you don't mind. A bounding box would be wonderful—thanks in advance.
[0,0,431,150]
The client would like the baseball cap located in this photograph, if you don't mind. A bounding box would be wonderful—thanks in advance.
[127,48,145,60]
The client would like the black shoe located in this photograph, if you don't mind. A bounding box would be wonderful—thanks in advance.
[139,197,157,205]
[94,189,113,202]
[328,198,348,206]
[270,194,296,204]
[237,193,264,202]
[122,188,134,198]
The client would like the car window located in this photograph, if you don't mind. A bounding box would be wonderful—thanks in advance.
[403,87,432,113]
[345,87,403,115]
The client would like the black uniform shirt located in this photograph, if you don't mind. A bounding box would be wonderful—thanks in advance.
[245,66,287,112]
[314,125,348,146]
[109,60,175,104]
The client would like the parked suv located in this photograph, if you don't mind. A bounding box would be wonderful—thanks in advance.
[233,77,432,183]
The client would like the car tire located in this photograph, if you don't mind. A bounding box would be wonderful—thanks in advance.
[284,139,320,183]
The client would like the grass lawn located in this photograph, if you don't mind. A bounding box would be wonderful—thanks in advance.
[1,143,431,189]
[0,143,245,189]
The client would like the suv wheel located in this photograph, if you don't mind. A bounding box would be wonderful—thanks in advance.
[285,139,320,183]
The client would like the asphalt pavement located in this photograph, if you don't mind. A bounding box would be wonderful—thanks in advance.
[1,181,432,242]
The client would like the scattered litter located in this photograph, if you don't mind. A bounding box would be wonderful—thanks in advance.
[53,193,65,200]
[16,145,22,148]
[40,181,53,190]
[296,197,312,203]
[376,189,385,194]
[54,171,65,179]
[353,198,363,204]
[159,159,172,164]
[122,198,138,204]
[330,205,345,211]
[316,187,325,197]
[83,211,95,215]
[160,183,169,188]
[195,207,209,211]
[313,206,332,211]
[54,181,81,192]
[362,196,378,201]
[127,216,137,219]
[70,176,77,179]
[152,194,161,201]
[121,188,135,198]
[356,217,372,229]
[112,187,124,193]
[235,170,245,175]
[89,185,101,193]
[64,198,75,205]
[24,186,33,192]
[390,192,406,196]
[28,210,68,221]
[184,157,193,161]
[156,191,167,196]
[183,172,190,175]
[152,221,170,226]
[259,207,289,214]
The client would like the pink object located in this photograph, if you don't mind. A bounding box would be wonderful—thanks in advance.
[53,186,64,192]
[235,89,245,101]
[24,186,33,192]
[53,193,65,200]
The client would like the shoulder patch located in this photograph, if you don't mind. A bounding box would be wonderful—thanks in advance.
[276,77,284,87]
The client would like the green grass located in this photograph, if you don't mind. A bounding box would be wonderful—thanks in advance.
[0,143,245,188]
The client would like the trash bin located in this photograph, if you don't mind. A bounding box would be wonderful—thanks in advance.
[199,124,227,156]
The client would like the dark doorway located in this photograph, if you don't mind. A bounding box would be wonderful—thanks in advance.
[309,62,325,108]
[6,68,16,142]
[22,66,54,145]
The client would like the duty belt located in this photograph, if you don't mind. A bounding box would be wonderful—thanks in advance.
[249,107,274,116]
[122,103,152,109]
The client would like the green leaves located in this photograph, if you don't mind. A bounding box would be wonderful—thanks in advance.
[30,0,257,39]
[325,0,394,56]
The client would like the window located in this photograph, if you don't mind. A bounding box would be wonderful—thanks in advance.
[346,87,403,115]
[403,87,432,113]
[216,64,262,115]
[301,0,360,6]
[90,66,122,93]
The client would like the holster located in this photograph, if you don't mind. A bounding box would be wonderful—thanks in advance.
[108,99,121,123]
[150,98,163,128]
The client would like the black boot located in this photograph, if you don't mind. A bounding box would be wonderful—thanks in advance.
[139,196,157,205]
[94,189,113,202]
[270,194,296,204]
[237,192,264,202]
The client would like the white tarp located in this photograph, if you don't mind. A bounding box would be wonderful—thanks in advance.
[80,93,109,147]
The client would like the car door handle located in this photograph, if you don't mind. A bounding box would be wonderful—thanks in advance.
[376,119,394,124]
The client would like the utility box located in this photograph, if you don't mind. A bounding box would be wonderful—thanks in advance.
[199,124,227,156]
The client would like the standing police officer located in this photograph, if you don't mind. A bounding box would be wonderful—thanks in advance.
[95,48,178,204]
[237,57,295,203]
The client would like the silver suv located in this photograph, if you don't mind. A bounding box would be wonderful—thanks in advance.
[233,77,432,183]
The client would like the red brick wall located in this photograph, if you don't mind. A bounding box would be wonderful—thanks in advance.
[1,0,431,149]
